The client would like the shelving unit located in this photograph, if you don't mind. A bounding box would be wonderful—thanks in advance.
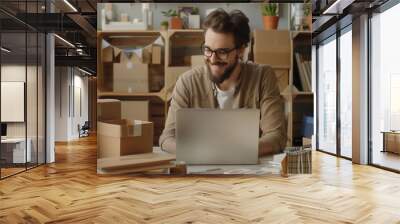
[97,29,204,145]
[253,29,312,147]
[97,3,312,147]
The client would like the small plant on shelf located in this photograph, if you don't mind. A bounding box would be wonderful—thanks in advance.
[160,20,169,30]
[161,9,178,17]
[261,3,279,30]
[191,7,199,15]
[162,9,182,29]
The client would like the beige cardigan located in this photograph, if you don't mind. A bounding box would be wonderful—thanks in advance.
[159,62,287,155]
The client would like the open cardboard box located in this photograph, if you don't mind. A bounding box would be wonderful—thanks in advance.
[113,54,149,93]
[121,100,149,122]
[98,119,153,158]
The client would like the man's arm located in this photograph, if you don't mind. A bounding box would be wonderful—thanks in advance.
[258,66,287,156]
[159,76,190,153]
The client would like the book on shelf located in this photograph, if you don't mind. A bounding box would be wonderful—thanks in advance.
[295,52,311,92]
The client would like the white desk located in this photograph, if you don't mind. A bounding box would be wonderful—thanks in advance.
[158,147,285,175]
[1,138,32,163]
[97,147,285,176]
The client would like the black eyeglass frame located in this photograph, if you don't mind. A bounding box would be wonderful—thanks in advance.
[200,42,239,60]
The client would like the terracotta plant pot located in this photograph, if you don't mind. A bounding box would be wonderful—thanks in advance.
[170,16,183,29]
[306,15,312,30]
[263,16,279,30]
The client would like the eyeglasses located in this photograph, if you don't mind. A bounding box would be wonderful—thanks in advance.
[201,43,238,61]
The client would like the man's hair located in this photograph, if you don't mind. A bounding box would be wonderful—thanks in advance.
[203,9,250,48]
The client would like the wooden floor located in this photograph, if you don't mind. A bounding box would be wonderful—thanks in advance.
[1,136,400,223]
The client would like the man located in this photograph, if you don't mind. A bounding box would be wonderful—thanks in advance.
[159,9,286,156]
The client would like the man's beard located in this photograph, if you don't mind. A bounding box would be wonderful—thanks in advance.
[207,56,239,85]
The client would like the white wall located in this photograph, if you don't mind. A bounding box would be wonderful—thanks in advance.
[55,66,69,141]
[54,67,89,141]
[1,65,35,138]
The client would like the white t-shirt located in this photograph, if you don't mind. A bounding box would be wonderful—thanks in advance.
[216,85,235,109]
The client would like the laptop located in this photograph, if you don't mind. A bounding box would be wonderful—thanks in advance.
[176,108,260,165]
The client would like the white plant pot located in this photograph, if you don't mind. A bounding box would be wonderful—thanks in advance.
[188,15,200,29]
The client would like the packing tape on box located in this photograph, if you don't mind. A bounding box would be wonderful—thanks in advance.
[133,120,142,137]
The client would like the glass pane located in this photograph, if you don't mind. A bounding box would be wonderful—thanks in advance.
[371,4,400,171]
[1,31,27,177]
[38,32,45,165]
[339,29,352,158]
[317,36,337,154]
[27,31,38,169]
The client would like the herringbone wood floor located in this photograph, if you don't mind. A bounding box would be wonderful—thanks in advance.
[1,135,400,224]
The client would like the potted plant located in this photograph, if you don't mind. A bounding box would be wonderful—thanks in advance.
[162,9,182,29]
[188,7,200,29]
[160,20,169,30]
[304,0,312,30]
[261,3,279,30]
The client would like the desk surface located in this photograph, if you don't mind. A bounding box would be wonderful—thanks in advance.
[185,154,285,175]
[97,147,285,175]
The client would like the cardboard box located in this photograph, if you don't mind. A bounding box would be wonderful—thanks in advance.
[121,100,149,122]
[385,132,400,154]
[113,54,149,93]
[142,45,152,64]
[113,47,122,63]
[97,119,154,158]
[165,66,191,94]
[253,30,291,68]
[152,45,162,64]
[274,68,289,93]
[102,46,114,62]
[97,99,121,121]
[191,55,205,67]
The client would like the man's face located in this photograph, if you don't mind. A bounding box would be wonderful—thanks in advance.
[203,29,240,84]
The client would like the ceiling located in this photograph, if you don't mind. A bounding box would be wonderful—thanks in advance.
[0,0,97,74]
[312,0,390,43]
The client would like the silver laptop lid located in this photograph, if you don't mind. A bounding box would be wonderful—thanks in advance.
[176,108,260,165]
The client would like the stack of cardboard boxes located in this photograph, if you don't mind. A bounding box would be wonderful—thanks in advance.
[97,99,153,159]
[112,44,162,93]
[97,99,175,174]
[253,29,291,93]
[102,43,164,138]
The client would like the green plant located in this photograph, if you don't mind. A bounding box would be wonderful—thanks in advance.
[160,20,169,27]
[304,0,312,16]
[191,7,199,15]
[162,9,178,18]
[261,3,278,16]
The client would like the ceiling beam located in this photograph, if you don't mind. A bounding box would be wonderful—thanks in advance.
[67,13,96,38]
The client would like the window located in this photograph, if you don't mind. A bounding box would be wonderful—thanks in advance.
[317,36,337,154]
[0,1,47,179]
[370,2,400,171]
[339,28,352,158]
